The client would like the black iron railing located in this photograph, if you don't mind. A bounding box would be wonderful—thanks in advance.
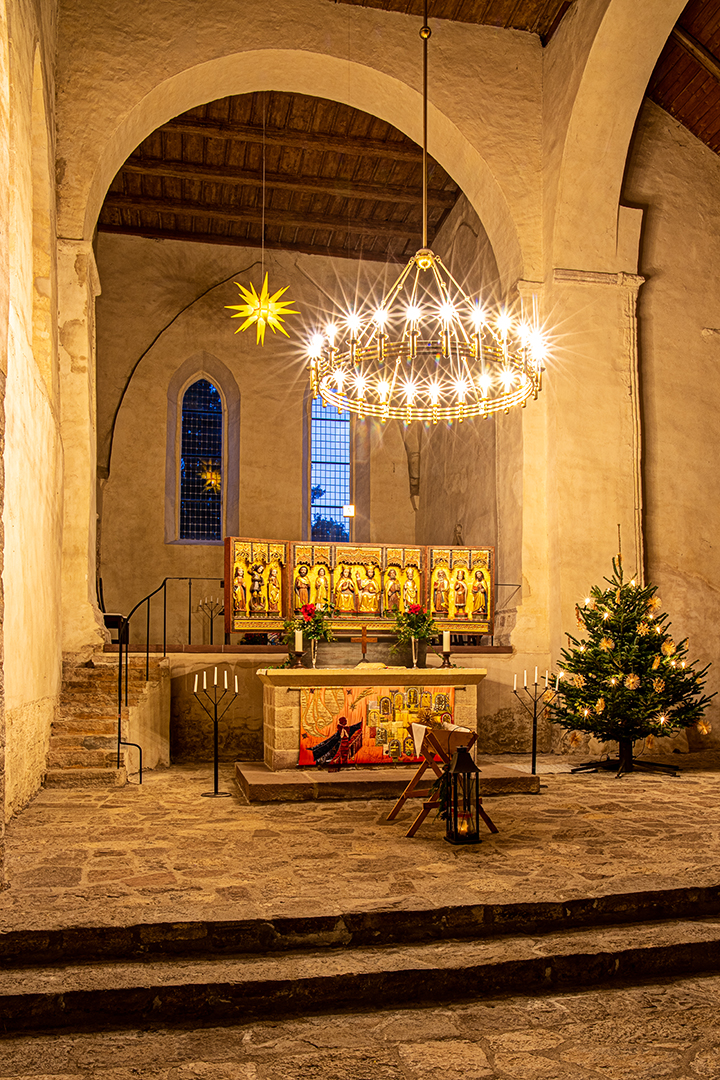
[116,575,224,783]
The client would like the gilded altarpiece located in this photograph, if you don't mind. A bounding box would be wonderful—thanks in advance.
[225,538,494,635]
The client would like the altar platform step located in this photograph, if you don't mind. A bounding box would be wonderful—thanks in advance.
[234,761,540,802]
[2,914,720,1033]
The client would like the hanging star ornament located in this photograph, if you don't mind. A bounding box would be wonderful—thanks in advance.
[199,460,222,493]
[226,273,299,346]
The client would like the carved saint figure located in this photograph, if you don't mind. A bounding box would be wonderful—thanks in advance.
[314,565,329,607]
[356,565,380,614]
[433,569,450,614]
[402,567,419,609]
[249,563,266,613]
[233,565,246,612]
[294,565,311,611]
[454,569,468,617]
[334,564,357,613]
[385,568,401,612]
[472,570,489,618]
[267,567,281,613]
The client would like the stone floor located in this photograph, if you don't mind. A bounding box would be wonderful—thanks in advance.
[2,751,720,932]
[0,972,720,1078]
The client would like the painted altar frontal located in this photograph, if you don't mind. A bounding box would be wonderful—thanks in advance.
[299,683,456,767]
[225,538,494,635]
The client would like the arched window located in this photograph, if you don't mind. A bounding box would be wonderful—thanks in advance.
[180,379,223,541]
[310,397,351,542]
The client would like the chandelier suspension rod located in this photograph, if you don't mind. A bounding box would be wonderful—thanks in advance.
[421,0,430,249]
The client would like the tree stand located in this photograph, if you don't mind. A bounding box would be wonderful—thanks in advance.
[571,736,680,777]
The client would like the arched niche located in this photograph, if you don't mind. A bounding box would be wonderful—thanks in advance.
[80,49,524,293]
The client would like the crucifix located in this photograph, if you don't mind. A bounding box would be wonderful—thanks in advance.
[350,624,378,664]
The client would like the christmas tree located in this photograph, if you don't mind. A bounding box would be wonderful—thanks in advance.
[551,554,715,775]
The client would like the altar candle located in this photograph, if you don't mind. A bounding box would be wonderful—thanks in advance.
[524,670,527,687]
[214,667,218,686]
[513,673,517,691]
[442,631,450,652]
[194,673,198,693]
[224,670,228,690]
[235,674,239,694]
[295,629,303,652]
[534,666,538,684]
[203,670,207,690]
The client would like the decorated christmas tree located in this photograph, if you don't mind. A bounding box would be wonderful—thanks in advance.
[551,554,715,775]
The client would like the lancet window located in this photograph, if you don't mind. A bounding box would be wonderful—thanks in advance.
[179,379,223,541]
[310,398,351,542]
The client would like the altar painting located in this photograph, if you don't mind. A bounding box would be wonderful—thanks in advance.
[298,684,456,767]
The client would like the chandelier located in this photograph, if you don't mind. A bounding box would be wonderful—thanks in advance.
[305,6,547,424]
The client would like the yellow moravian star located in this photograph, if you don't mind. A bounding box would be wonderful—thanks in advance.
[226,273,299,346]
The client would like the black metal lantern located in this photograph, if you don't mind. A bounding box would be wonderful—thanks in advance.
[445,745,481,845]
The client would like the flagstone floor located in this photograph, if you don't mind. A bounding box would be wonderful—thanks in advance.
[2,751,720,932]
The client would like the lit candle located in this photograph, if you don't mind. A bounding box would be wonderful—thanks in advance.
[524,670,527,687]
[534,666,538,684]
[295,629,303,652]
[203,670,207,690]
[235,674,239,694]
[214,667,218,686]
[442,631,451,652]
[194,673,198,693]
[513,673,517,691]
[545,670,548,688]
[224,670,228,690]
[555,673,560,690]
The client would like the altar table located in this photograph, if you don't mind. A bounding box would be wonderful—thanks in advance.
[256,666,486,771]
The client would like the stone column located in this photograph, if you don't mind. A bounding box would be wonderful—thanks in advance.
[58,239,107,652]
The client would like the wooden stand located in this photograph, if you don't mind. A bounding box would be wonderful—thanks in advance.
[386,727,498,838]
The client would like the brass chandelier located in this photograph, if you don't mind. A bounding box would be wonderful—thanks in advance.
[306,3,547,424]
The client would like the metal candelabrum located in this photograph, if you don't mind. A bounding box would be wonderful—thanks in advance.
[512,676,558,776]
[192,666,238,797]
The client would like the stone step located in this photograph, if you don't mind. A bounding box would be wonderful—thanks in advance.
[43,766,127,789]
[52,717,119,735]
[46,748,119,769]
[49,734,116,751]
[1,917,720,1033]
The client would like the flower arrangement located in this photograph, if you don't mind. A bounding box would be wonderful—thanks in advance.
[283,602,335,644]
[392,604,437,647]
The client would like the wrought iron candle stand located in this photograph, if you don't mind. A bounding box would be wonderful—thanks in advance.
[198,596,224,646]
[512,675,558,776]
[193,667,238,797]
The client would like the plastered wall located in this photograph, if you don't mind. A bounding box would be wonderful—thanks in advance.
[2,0,61,823]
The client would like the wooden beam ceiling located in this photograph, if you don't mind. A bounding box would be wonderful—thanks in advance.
[98,90,461,262]
[326,0,572,39]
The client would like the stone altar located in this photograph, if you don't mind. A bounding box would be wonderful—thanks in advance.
[257,667,486,771]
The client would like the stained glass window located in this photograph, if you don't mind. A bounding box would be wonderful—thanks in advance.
[310,398,350,542]
[180,379,223,541]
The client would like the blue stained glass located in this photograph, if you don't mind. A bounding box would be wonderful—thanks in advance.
[310,398,350,542]
[180,379,222,541]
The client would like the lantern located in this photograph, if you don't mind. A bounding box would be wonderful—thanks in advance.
[445,745,481,845]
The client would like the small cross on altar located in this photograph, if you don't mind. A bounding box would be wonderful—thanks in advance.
[350,624,378,663]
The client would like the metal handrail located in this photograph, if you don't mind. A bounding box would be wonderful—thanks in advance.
[116,575,223,784]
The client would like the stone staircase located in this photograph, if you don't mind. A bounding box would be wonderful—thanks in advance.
[45,656,162,788]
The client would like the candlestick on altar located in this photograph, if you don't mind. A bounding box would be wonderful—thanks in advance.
[193,666,239,798]
[512,675,559,777]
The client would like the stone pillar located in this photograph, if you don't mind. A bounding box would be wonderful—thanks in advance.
[58,239,107,652]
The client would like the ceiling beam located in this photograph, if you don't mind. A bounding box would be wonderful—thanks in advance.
[103,193,423,239]
[96,221,406,262]
[161,117,424,163]
[123,156,456,208]
[671,25,720,84]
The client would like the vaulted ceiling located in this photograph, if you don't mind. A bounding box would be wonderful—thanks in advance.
[97,0,720,261]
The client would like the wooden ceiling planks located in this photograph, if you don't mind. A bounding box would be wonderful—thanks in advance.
[326,0,567,35]
[98,89,460,262]
[648,0,720,158]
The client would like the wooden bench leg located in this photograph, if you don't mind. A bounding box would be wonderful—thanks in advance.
[479,799,499,834]
[405,798,440,838]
